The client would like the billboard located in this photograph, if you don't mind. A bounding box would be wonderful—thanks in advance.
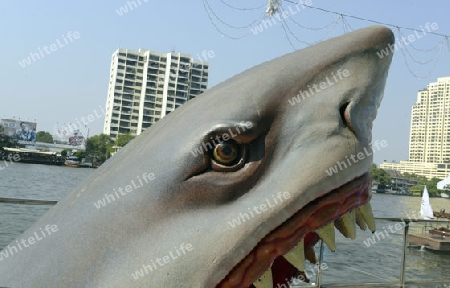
[53,123,87,148]
[0,119,37,142]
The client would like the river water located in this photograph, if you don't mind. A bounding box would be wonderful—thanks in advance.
[0,163,449,287]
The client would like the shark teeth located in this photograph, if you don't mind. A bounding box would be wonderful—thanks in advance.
[355,208,367,231]
[358,202,376,232]
[335,210,356,239]
[315,221,336,252]
[251,203,376,287]
[252,268,273,288]
[283,239,305,271]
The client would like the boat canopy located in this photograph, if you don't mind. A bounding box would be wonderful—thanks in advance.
[2,147,58,155]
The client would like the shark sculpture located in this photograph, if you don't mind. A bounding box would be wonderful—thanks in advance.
[0,25,394,287]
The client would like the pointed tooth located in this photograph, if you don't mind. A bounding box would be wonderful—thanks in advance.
[335,210,357,239]
[283,239,305,271]
[315,222,336,252]
[305,246,317,264]
[355,209,367,231]
[253,268,273,288]
[359,202,376,232]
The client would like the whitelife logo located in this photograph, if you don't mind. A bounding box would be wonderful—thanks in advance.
[0,225,58,261]
[131,243,193,280]
[228,192,291,228]
[93,172,155,209]
[288,69,351,106]
[250,0,312,35]
[116,0,149,16]
[363,210,420,247]
[376,22,439,59]
[18,31,81,68]
[325,140,388,176]
[190,121,253,158]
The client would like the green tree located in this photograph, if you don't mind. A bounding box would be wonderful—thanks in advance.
[74,150,86,159]
[401,172,428,183]
[36,131,54,143]
[401,172,443,197]
[60,149,68,158]
[423,177,442,197]
[86,134,113,163]
[409,185,423,195]
[371,164,392,187]
[115,133,135,148]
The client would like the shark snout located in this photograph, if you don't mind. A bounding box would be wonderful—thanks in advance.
[349,84,388,146]
[336,51,392,144]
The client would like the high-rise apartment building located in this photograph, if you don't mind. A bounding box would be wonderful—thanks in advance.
[103,48,209,140]
[409,77,450,163]
[381,77,450,179]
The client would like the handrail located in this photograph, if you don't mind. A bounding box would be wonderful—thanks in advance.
[0,197,57,205]
[292,217,450,288]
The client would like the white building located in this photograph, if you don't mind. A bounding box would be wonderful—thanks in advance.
[380,161,450,180]
[409,77,450,163]
[103,48,209,140]
[381,77,450,179]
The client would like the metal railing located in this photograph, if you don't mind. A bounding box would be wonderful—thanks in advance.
[293,218,450,288]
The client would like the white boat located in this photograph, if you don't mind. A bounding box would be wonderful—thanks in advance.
[419,186,434,220]
[409,185,450,252]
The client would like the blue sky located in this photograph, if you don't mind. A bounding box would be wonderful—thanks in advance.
[0,0,449,165]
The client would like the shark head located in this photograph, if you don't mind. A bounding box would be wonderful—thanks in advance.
[0,26,394,287]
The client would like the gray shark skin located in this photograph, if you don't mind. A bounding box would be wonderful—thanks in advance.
[0,26,394,287]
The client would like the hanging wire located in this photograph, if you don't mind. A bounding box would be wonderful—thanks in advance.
[206,0,450,42]
[400,41,435,65]
[218,0,266,11]
[340,14,350,34]
[394,27,443,65]
[280,4,342,47]
[280,20,298,50]
[398,37,444,80]
[202,0,450,79]
[287,12,340,31]
[203,0,265,30]
[281,15,312,47]
[341,15,354,33]
[278,5,340,48]
[285,1,450,38]
[201,0,256,39]
[396,29,444,53]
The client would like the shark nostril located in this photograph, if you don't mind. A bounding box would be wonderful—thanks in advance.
[339,102,350,128]
[339,102,355,134]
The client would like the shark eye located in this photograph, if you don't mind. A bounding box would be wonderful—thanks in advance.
[210,139,248,172]
[213,141,238,165]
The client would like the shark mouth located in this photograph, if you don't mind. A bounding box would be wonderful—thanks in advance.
[217,172,374,288]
